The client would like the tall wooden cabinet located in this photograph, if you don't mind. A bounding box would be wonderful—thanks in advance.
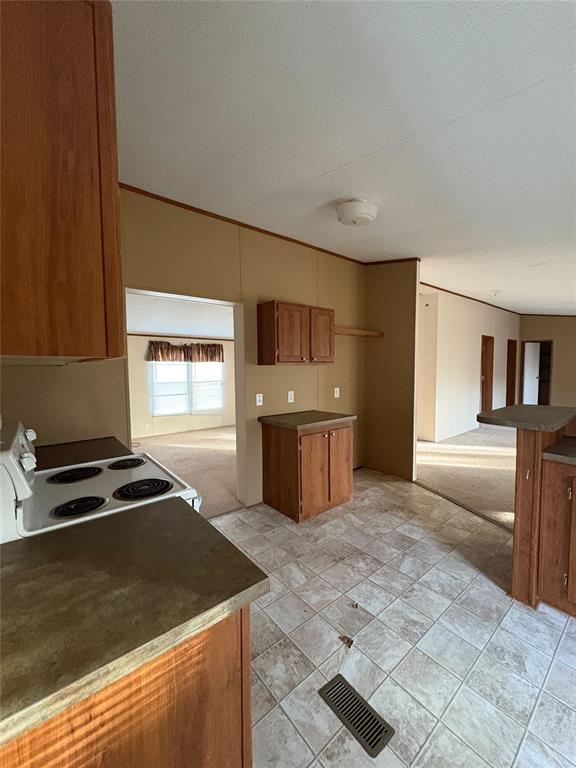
[257,301,335,365]
[1,0,125,358]
[261,419,354,521]
[539,460,576,613]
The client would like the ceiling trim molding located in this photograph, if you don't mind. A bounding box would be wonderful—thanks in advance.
[420,282,520,316]
[127,332,233,342]
[120,183,423,270]
[520,314,576,319]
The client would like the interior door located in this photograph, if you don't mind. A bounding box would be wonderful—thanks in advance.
[329,426,353,505]
[480,335,494,411]
[277,303,310,363]
[522,342,541,404]
[300,432,329,517]
[506,339,517,406]
[537,341,552,405]
[310,307,335,363]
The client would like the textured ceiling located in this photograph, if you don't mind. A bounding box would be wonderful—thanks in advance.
[126,291,234,338]
[112,1,576,314]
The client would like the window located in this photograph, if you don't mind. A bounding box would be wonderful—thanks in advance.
[150,361,224,416]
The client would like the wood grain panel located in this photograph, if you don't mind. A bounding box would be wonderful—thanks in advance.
[512,429,558,605]
[261,423,300,520]
[480,335,494,412]
[310,307,335,363]
[0,610,250,768]
[257,301,277,365]
[329,427,353,505]
[277,303,310,362]
[539,462,576,616]
[300,431,330,518]
[506,339,517,406]
[1,1,107,357]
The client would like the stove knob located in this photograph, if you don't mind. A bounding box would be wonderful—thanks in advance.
[20,452,37,472]
[25,428,37,442]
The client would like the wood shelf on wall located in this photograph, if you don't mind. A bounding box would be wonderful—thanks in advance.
[334,325,384,338]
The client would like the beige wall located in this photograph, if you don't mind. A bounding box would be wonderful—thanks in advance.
[1,358,130,446]
[127,335,235,439]
[122,190,367,505]
[363,261,420,480]
[417,292,438,442]
[417,288,520,442]
[520,316,576,406]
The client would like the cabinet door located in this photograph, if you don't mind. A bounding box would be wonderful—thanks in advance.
[300,432,329,517]
[539,461,576,612]
[277,303,310,363]
[329,427,353,504]
[310,307,335,363]
[1,1,123,357]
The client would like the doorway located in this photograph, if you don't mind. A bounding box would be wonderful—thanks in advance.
[480,335,494,411]
[506,339,517,406]
[124,289,244,518]
[521,340,553,405]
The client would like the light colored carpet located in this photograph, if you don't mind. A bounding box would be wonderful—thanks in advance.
[416,425,516,530]
[135,426,240,519]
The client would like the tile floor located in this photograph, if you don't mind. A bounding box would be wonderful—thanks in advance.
[210,470,576,768]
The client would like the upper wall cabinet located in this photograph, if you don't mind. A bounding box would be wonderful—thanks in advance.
[1,0,125,358]
[257,300,335,364]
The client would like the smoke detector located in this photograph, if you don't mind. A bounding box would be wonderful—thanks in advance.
[336,199,378,227]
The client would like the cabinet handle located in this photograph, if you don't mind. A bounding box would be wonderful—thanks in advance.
[323,433,328,438]
[312,356,316,361]
[330,432,335,436]
[301,357,306,361]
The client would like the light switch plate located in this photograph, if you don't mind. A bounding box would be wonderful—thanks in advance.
[334,387,340,399]
[288,390,295,403]
[256,393,264,406]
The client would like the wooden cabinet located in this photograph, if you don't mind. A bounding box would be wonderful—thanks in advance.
[1,0,125,358]
[0,609,252,768]
[257,301,334,365]
[539,460,576,614]
[262,422,354,521]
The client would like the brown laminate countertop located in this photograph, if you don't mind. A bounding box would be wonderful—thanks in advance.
[0,498,268,744]
[477,405,576,432]
[542,437,576,466]
[35,436,132,471]
[258,410,357,430]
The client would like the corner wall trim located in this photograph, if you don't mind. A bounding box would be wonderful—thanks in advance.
[420,282,519,316]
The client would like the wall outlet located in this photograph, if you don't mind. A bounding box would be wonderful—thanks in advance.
[288,390,295,403]
[256,393,264,407]
[145,423,152,432]
[334,387,340,399]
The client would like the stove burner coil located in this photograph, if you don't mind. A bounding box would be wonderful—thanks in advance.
[50,496,107,518]
[113,478,173,501]
[107,458,146,470]
[47,466,103,484]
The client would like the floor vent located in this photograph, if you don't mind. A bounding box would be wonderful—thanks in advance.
[318,674,394,757]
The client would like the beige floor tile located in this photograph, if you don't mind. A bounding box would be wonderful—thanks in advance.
[298,551,340,575]
[255,574,289,609]
[369,564,415,595]
[346,579,395,615]
[544,660,576,710]
[296,577,342,612]
[252,707,314,768]
[342,551,384,578]
[401,582,452,620]
[442,686,524,768]
[252,676,276,724]
[435,554,479,583]
[252,611,285,659]
[274,562,316,589]
[417,623,480,679]
[319,728,405,768]
[320,646,386,699]
[265,593,315,634]
[290,615,343,666]
[321,562,365,592]
[412,724,490,767]
[439,604,497,650]
[529,693,576,764]
[456,583,511,624]
[466,655,539,726]
[484,627,551,686]
[253,637,316,701]
[280,670,341,754]
[391,648,460,717]
[320,595,373,637]
[515,733,573,768]
[417,567,467,600]
[365,539,403,564]
[370,678,437,764]
[355,619,412,672]
[388,553,431,579]
[555,632,576,670]
[502,605,562,656]
[378,599,434,644]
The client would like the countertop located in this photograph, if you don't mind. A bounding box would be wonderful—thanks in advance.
[477,405,576,432]
[1,498,267,744]
[542,437,576,466]
[35,435,132,470]
[258,410,357,430]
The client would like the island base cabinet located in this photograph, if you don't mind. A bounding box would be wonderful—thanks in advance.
[0,609,252,768]
[539,461,576,616]
[262,422,353,522]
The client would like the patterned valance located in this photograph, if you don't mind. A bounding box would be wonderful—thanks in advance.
[145,340,224,363]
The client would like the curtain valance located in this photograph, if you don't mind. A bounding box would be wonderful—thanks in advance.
[145,340,224,363]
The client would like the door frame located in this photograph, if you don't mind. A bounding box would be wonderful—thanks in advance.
[506,339,518,406]
[519,339,554,405]
[480,335,495,412]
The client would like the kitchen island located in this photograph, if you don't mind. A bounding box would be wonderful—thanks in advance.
[0,439,268,768]
[477,405,576,616]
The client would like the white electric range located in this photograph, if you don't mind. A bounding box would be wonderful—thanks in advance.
[0,420,201,543]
